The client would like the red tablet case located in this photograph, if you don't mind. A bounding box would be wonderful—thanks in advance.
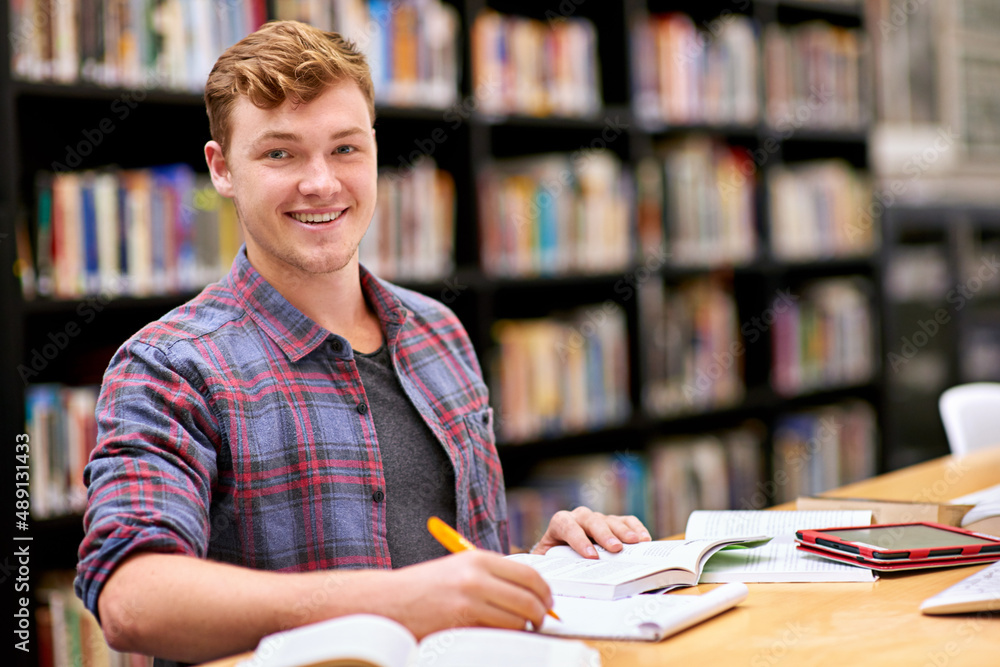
[794,522,1000,571]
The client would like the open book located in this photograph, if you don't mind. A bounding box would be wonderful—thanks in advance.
[506,536,769,600]
[541,582,749,641]
[685,510,877,583]
[235,614,599,667]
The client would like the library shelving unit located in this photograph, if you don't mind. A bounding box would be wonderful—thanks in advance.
[879,202,1000,469]
[1,1,881,664]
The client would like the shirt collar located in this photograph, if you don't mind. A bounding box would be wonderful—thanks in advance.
[226,246,407,362]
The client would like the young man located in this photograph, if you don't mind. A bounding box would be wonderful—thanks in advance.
[75,21,650,665]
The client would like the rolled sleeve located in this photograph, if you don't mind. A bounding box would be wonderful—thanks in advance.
[75,339,221,620]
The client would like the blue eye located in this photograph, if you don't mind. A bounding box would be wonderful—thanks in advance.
[267,149,289,159]
[336,145,355,154]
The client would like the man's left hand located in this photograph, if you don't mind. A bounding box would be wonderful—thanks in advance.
[531,507,652,558]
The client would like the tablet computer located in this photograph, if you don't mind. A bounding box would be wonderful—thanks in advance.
[794,522,1000,570]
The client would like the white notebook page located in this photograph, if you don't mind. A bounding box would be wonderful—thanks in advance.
[684,510,877,582]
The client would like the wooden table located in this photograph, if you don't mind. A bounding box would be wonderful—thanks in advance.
[201,447,1000,667]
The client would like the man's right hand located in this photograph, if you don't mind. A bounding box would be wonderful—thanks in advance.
[383,550,553,638]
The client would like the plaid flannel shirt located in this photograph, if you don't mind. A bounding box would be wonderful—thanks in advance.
[75,248,507,619]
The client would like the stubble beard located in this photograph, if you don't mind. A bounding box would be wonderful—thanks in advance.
[236,202,361,289]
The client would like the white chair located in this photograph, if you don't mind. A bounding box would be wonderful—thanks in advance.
[938,382,1000,455]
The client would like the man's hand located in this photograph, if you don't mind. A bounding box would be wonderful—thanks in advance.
[531,506,652,558]
[385,550,553,638]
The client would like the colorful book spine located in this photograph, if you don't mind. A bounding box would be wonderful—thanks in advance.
[10,0,267,90]
[271,0,461,108]
[631,12,760,128]
[772,400,878,504]
[477,151,633,277]
[490,303,631,444]
[639,136,757,268]
[771,278,875,396]
[649,427,765,538]
[471,9,601,118]
[769,160,875,261]
[639,277,746,417]
[763,21,868,130]
[25,384,99,519]
[30,166,242,299]
[359,158,455,282]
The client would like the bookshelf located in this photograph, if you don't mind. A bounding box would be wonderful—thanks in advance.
[1,1,882,664]
[879,203,1000,470]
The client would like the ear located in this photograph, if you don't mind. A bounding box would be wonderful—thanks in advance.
[204,140,235,198]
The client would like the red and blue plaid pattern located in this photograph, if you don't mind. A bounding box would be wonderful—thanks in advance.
[75,248,507,619]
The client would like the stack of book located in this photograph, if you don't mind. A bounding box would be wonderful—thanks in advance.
[30,166,242,299]
[771,277,875,396]
[638,136,757,268]
[24,384,99,519]
[9,0,266,90]
[360,158,455,282]
[648,426,765,538]
[489,303,631,444]
[639,277,745,417]
[506,452,650,551]
[772,399,878,504]
[762,20,868,130]
[477,151,633,277]
[768,159,876,261]
[471,9,601,118]
[631,12,759,128]
[274,0,460,108]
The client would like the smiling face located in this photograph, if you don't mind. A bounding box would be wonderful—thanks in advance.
[205,78,377,287]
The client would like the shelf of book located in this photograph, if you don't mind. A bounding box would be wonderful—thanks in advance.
[880,203,1000,470]
[1,2,887,665]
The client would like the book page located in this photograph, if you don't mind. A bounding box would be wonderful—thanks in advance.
[684,510,876,582]
[507,552,675,583]
[539,582,749,641]
[544,539,710,570]
[411,627,599,667]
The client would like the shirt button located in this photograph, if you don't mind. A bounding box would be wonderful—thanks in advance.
[372,489,385,503]
[482,413,490,425]
[331,339,343,352]
[357,402,368,415]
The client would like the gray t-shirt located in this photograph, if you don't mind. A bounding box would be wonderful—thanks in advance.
[355,343,457,568]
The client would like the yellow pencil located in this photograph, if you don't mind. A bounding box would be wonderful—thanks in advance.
[427,516,560,621]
